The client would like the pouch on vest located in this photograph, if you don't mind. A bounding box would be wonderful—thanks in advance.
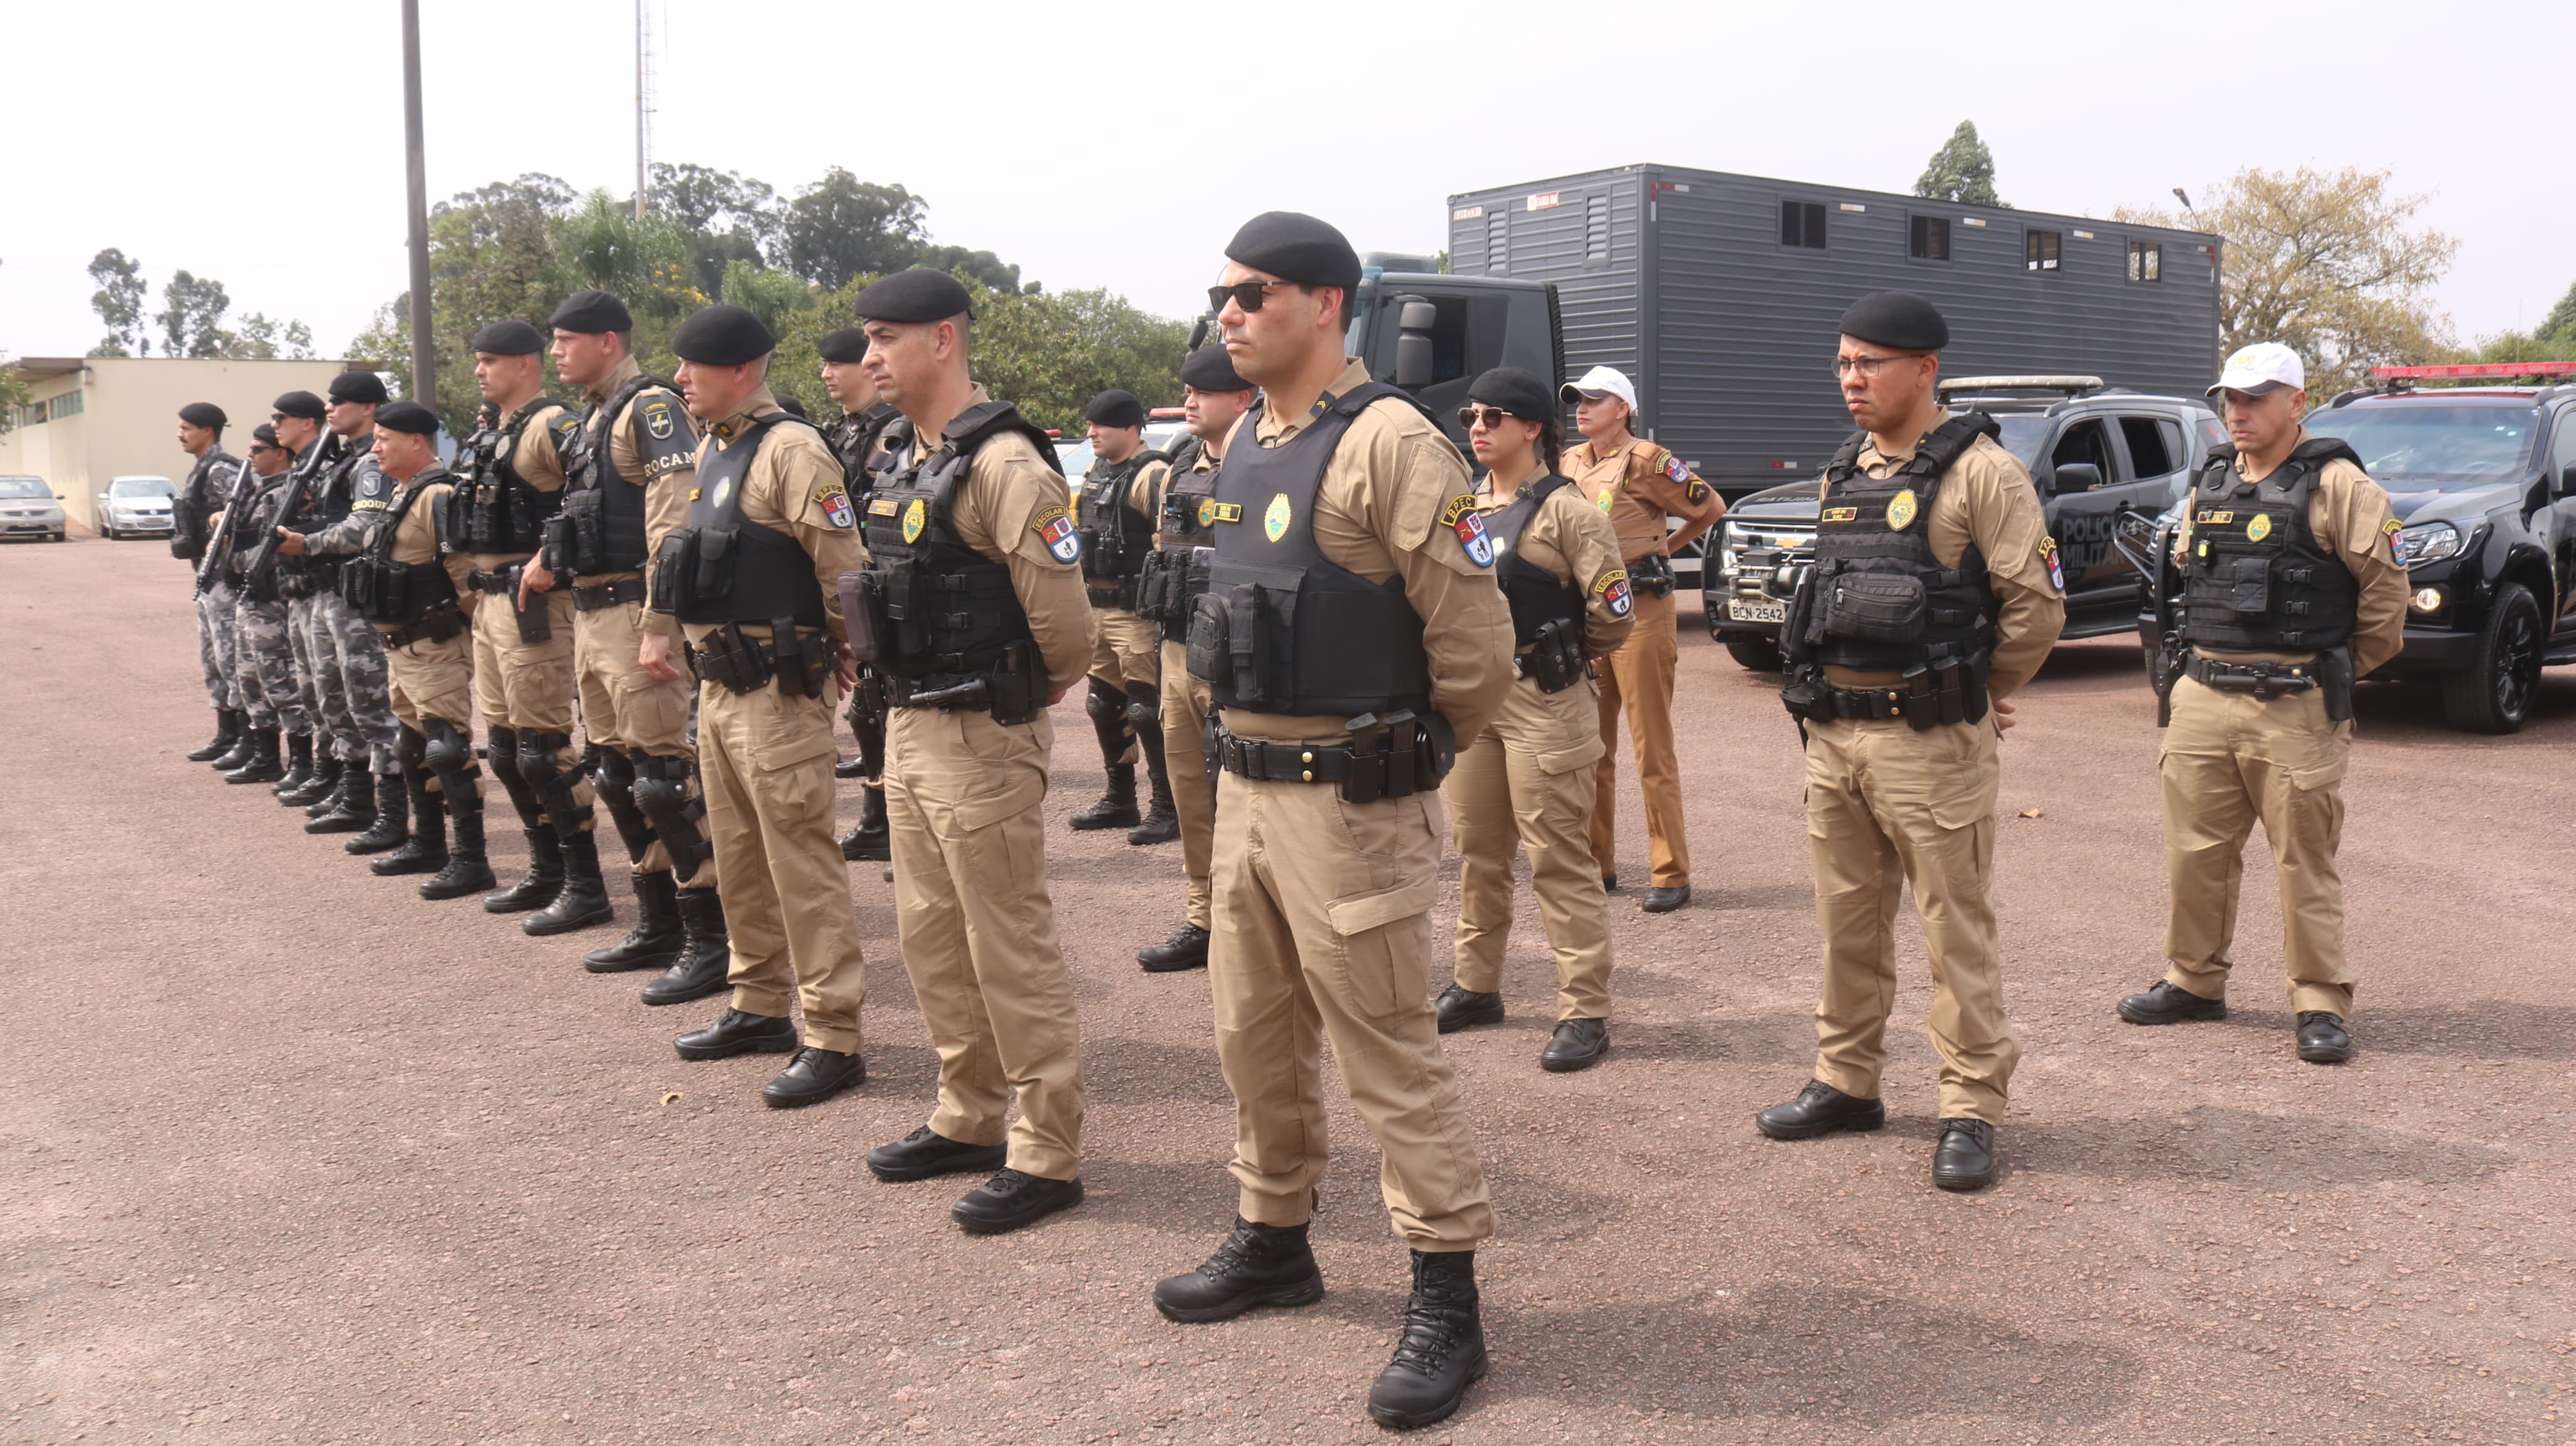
[836,569,882,664]
[692,527,737,604]
[1823,572,1928,643]
[555,489,609,575]
[2216,554,2269,614]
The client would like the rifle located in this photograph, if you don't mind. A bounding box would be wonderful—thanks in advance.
[2107,507,2187,726]
[194,459,258,592]
[237,456,316,597]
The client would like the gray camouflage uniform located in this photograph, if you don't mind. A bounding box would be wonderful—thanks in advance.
[285,433,402,775]
[184,447,246,712]
[222,463,313,736]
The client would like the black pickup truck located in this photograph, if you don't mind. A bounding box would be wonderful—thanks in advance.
[1704,378,2225,670]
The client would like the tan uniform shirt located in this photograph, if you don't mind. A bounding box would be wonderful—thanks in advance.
[1564,435,1727,562]
[663,388,869,650]
[2176,437,2409,676]
[463,400,570,571]
[1220,358,1516,750]
[1480,468,1636,661]
[384,471,474,599]
[907,385,1094,699]
[1819,432,2067,699]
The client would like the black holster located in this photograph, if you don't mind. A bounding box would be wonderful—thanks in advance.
[1520,618,1591,694]
[1632,551,1676,598]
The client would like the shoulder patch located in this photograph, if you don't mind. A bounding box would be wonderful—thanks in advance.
[2383,516,2404,562]
[1663,451,1690,485]
[1594,567,1634,618]
[642,399,675,440]
[816,479,854,529]
[2039,536,2065,593]
[1685,477,1711,505]
[1033,502,1081,563]
[1443,494,1494,567]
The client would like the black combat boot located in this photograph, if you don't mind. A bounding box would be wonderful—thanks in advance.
[222,728,283,785]
[833,753,866,780]
[524,830,614,936]
[1138,923,1210,973]
[580,866,677,965]
[342,772,407,853]
[1754,1079,1887,1141]
[641,887,731,1004]
[839,784,890,863]
[370,771,448,876]
[306,756,354,817]
[419,786,497,900]
[1152,1217,1325,1323]
[1434,983,1505,1034]
[188,708,243,762]
[484,830,563,914]
[271,732,315,799]
[1367,1250,1489,1431]
[1071,764,1138,832]
[282,749,340,809]
[210,721,259,772]
[1129,761,1179,845]
[310,767,375,835]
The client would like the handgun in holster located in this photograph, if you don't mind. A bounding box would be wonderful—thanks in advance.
[1632,551,1676,598]
[508,564,553,644]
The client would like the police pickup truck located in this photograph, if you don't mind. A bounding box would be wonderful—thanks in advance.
[1704,377,2225,670]
[2136,363,2576,733]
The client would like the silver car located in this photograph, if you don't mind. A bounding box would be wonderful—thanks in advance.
[95,474,176,539]
[0,475,67,542]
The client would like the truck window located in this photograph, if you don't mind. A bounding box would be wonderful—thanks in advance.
[2553,412,2576,494]
[1908,216,1949,261]
[2025,229,2061,272]
[1780,201,1827,250]
[2118,416,2177,477]
[2049,419,2117,489]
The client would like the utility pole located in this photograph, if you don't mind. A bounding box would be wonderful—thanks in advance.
[401,0,436,408]
[633,0,653,220]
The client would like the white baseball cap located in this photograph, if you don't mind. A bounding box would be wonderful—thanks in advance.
[2207,342,2305,398]
[1559,365,1637,411]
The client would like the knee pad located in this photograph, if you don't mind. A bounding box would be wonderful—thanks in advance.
[630,752,711,882]
[1123,681,1159,729]
[422,717,477,778]
[589,746,653,859]
[521,731,591,827]
[1086,677,1126,723]
[484,725,524,785]
[396,724,428,772]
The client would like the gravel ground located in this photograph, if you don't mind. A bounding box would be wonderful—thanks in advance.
[4,537,2572,1446]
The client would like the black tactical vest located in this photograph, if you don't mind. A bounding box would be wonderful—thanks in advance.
[1156,438,1214,552]
[450,397,571,555]
[651,412,829,629]
[822,403,901,494]
[1079,448,1166,585]
[343,470,459,626]
[1790,412,2001,677]
[560,372,676,574]
[2178,438,2362,654]
[1486,473,1587,647]
[860,403,1057,688]
[1187,384,1434,717]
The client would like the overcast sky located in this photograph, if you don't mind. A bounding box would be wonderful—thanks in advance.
[6,1,2567,363]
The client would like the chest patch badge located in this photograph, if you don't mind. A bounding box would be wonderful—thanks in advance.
[868,496,899,517]
[1822,506,1859,524]
[816,481,853,529]
[1596,567,1634,618]
[1597,487,1616,513]
[2039,536,2065,592]
[708,476,734,515]
[1886,489,1919,531]
[1199,499,1245,527]
[1035,503,1081,563]
[1264,492,1292,542]
[901,496,928,544]
[2245,513,2273,542]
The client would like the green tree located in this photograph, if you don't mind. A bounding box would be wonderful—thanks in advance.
[651,162,778,294]
[958,279,1189,434]
[87,248,148,356]
[157,270,232,357]
[1914,121,2006,208]
[0,365,32,437]
[227,313,316,360]
[2116,167,2458,396]
[780,170,926,290]
[912,244,1022,294]
[2537,280,2576,347]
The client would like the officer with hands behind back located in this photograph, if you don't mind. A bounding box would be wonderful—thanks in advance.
[1756,292,2065,1193]
[1071,388,1180,844]
[817,324,903,860]
[1154,212,1515,1432]
[2115,343,2405,1064]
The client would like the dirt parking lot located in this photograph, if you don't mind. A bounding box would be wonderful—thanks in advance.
[4,537,2572,1445]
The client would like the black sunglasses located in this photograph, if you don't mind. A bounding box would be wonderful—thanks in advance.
[1208,281,1298,315]
[1456,406,1530,430]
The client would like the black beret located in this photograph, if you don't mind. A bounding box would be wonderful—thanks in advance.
[328,371,389,405]
[469,319,546,355]
[669,303,778,367]
[549,288,633,334]
[1224,211,1362,291]
[772,391,807,419]
[1837,290,1950,352]
[251,422,279,446]
[817,326,871,363]
[1179,345,1248,393]
[1084,389,1146,429]
[1466,367,1557,424]
[178,401,227,429]
[373,401,441,436]
[273,391,326,420]
[852,269,973,324]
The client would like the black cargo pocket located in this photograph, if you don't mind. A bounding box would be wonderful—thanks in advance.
[2223,554,2269,613]
[1824,573,1927,642]
[1185,590,1228,684]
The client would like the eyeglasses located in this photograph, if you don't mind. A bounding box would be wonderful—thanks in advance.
[1208,281,1297,315]
[1833,353,1929,378]
[1455,406,1526,430]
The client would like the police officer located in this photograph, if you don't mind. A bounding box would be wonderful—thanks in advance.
[1432,367,1634,1073]
[220,425,315,774]
[1131,344,1255,972]
[2115,343,2406,1064]
[174,403,248,763]
[526,289,731,996]
[817,324,903,860]
[1151,214,1514,1431]
[274,373,406,829]
[232,394,344,809]
[847,268,1092,1235]
[342,402,497,900]
[1560,364,1725,912]
[448,320,606,926]
[1070,388,1180,843]
[650,303,874,1108]
[1756,292,2065,1193]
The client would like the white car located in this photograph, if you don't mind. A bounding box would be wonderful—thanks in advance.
[0,475,68,542]
[96,475,176,539]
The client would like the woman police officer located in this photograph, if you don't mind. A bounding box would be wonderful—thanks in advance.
[1432,367,1636,1072]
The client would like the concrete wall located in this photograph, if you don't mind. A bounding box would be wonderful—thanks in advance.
[1,358,354,531]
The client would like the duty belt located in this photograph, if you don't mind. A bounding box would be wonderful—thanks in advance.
[1209,714,1451,804]
[2184,653,2318,699]
[377,608,464,648]
[464,567,524,595]
[572,577,648,611]
[277,572,323,602]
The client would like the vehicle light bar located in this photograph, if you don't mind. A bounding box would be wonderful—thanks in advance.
[2369,362,2576,380]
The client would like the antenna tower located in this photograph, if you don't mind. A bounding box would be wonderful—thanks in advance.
[633,0,656,220]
